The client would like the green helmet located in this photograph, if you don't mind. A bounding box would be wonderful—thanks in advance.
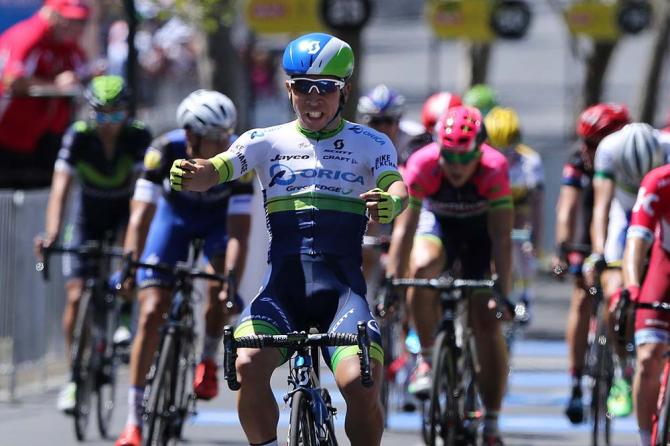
[463,84,498,116]
[84,75,130,109]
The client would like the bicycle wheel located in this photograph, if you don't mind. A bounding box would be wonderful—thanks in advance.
[460,341,481,444]
[145,333,176,446]
[72,288,95,442]
[589,316,613,446]
[425,330,459,446]
[379,314,395,427]
[172,324,196,441]
[653,359,670,446]
[97,301,120,438]
[288,391,317,446]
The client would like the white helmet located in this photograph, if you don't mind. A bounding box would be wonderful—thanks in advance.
[614,123,665,188]
[176,89,237,135]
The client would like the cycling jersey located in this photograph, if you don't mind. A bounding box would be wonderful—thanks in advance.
[211,119,402,368]
[55,119,152,278]
[629,165,670,345]
[135,129,253,289]
[503,144,543,211]
[210,119,403,261]
[403,142,513,217]
[560,145,595,252]
[403,143,512,278]
[594,131,670,263]
[396,119,432,166]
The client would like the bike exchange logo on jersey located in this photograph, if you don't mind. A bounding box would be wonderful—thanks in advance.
[268,163,364,187]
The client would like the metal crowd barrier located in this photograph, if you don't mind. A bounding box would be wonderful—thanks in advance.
[0,189,69,402]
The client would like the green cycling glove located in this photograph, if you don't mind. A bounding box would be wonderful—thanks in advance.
[371,187,403,224]
[169,159,187,191]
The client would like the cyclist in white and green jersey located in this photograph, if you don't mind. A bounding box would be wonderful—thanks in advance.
[170,32,407,446]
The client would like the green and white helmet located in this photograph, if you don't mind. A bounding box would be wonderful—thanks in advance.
[84,75,130,109]
[282,32,354,80]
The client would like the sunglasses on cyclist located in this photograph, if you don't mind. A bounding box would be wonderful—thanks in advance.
[368,116,399,126]
[94,110,127,124]
[288,77,345,96]
[441,149,480,165]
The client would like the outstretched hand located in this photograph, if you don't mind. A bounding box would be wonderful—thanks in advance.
[360,188,402,224]
[169,158,218,192]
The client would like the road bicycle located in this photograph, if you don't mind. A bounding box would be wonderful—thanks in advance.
[614,291,670,446]
[37,241,125,441]
[392,275,515,446]
[555,242,613,446]
[119,239,233,446]
[223,321,373,445]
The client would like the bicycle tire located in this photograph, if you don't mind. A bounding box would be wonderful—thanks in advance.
[172,320,196,441]
[97,301,120,438]
[653,359,670,446]
[379,314,395,427]
[145,333,176,446]
[425,330,459,446]
[289,391,317,446]
[72,288,95,442]
[589,314,613,446]
[460,340,481,444]
[320,389,338,446]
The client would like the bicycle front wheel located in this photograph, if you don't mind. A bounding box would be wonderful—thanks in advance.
[97,303,120,438]
[145,333,176,446]
[72,288,94,442]
[288,391,317,446]
[589,318,613,446]
[425,330,459,446]
[653,359,670,446]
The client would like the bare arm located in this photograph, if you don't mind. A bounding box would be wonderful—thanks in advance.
[44,170,73,243]
[488,207,514,296]
[622,237,651,288]
[122,199,156,260]
[386,205,420,279]
[224,213,251,283]
[554,185,580,248]
[591,177,615,255]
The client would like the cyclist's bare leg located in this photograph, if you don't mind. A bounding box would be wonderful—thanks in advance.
[407,237,444,350]
[204,257,226,339]
[469,292,508,412]
[633,343,667,433]
[566,278,591,376]
[236,347,281,444]
[128,286,172,386]
[62,278,85,361]
[335,357,384,446]
[362,220,381,284]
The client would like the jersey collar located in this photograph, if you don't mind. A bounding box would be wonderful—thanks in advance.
[296,119,344,140]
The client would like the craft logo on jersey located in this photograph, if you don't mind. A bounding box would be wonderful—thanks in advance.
[268,163,364,187]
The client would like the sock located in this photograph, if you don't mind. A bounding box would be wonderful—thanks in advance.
[202,334,222,361]
[250,439,278,446]
[126,386,144,427]
[483,411,500,436]
[639,428,651,446]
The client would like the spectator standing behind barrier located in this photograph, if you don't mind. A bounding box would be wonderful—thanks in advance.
[0,0,90,189]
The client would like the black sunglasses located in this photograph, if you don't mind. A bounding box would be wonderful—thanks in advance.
[288,77,345,96]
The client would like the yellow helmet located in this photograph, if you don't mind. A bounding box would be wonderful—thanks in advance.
[484,106,521,149]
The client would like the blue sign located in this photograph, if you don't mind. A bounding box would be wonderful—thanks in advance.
[0,1,41,34]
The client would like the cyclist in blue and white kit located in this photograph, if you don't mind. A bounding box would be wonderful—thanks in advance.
[170,33,408,446]
[115,90,252,446]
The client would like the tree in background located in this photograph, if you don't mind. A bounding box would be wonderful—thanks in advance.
[639,0,670,124]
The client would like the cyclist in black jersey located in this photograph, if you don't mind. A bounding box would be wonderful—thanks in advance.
[553,103,630,424]
[34,75,152,414]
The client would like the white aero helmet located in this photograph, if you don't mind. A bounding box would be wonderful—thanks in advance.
[176,89,237,135]
[615,123,665,189]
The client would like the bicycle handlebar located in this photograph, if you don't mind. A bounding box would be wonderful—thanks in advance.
[36,243,125,281]
[119,256,228,286]
[223,321,373,391]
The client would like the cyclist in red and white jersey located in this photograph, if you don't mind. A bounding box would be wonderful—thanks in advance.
[387,105,513,446]
[622,164,670,446]
[554,103,630,423]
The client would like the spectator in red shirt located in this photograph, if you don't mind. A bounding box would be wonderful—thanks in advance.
[0,0,90,189]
